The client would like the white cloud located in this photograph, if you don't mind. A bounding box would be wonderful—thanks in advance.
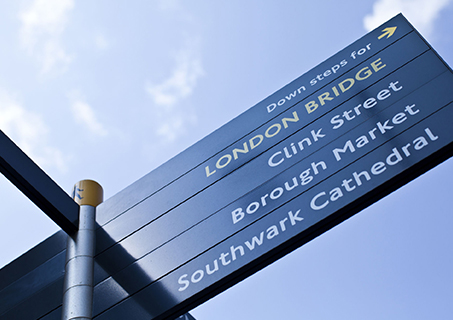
[0,89,67,172]
[146,47,204,108]
[145,39,204,142]
[19,0,74,74]
[364,0,452,36]
[70,97,108,137]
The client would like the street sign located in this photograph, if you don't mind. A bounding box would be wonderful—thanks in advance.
[1,13,452,320]
[88,14,453,320]
[0,131,79,234]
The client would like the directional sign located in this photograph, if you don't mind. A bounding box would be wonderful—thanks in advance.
[1,13,453,320]
[0,131,79,235]
[88,14,453,320]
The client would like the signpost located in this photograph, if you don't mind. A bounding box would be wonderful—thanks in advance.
[1,13,452,320]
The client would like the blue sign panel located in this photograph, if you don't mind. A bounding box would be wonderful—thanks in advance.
[87,14,453,320]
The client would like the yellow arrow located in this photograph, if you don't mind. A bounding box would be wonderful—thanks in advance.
[378,26,397,39]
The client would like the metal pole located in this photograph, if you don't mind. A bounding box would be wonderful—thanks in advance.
[62,180,103,320]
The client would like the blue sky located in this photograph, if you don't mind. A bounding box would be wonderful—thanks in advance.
[0,0,452,319]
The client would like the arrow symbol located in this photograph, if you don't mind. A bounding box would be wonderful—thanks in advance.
[378,26,397,39]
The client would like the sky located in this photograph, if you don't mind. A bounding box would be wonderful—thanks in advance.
[0,0,452,319]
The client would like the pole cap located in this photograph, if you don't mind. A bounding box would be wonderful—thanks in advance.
[72,180,103,207]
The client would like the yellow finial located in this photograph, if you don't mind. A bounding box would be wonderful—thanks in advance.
[72,180,103,206]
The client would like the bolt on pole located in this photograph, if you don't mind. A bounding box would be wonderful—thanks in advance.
[62,180,103,320]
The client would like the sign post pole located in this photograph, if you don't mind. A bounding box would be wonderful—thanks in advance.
[62,180,103,320]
